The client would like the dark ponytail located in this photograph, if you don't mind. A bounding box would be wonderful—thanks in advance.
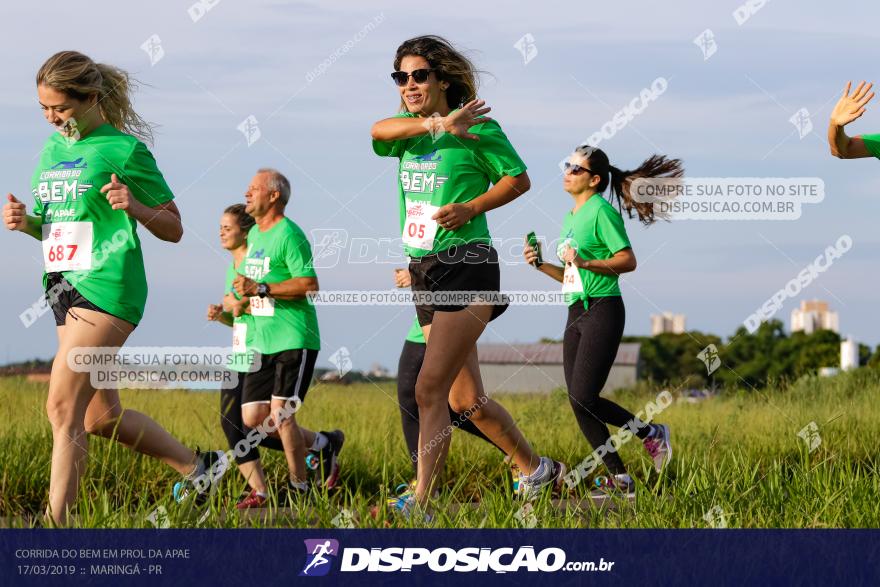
[576,146,683,225]
[224,203,255,234]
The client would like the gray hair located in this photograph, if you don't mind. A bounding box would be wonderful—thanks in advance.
[257,167,291,206]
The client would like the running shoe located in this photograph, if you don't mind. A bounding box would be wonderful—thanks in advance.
[590,475,635,498]
[643,424,672,472]
[172,449,229,505]
[398,480,416,494]
[514,457,567,500]
[387,490,433,524]
[392,479,440,500]
[306,429,344,489]
[284,479,311,505]
[235,489,268,510]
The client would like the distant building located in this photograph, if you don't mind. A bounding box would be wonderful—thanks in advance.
[650,312,686,335]
[840,337,858,371]
[367,363,391,379]
[477,342,640,394]
[791,300,839,334]
[319,370,349,384]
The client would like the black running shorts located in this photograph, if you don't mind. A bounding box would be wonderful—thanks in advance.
[45,272,123,327]
[408,242,509,327]
[242,348,319,405]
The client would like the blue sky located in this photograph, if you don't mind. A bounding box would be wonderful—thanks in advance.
[2,0,879,372]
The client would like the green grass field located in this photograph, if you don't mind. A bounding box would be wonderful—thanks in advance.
[1,371,878,528]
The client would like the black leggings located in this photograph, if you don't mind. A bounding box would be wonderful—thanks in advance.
[220,372,284,465]
[563,297,650,475]
[397,339,499,474]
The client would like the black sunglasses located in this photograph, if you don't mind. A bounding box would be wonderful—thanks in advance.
[391,69,435,86]
[563,162,594,175]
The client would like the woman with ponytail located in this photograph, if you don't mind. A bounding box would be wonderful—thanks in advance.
[2,51,226,525]
[523,145,682,496]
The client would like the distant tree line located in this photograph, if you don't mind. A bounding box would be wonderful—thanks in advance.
[622,319,873,390]
[0,358,52,376]
[3,320,877,391]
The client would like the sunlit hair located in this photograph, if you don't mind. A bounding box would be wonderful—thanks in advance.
[37,51,154,144]
[393,35,481,111]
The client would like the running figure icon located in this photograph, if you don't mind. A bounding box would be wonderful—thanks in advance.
[302,541,335,575]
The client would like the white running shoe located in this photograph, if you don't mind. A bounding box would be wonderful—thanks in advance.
[515,457,567,500]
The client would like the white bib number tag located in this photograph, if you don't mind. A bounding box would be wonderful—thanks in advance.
[42,221,93,272]
[561,263,584,294]
[249,295,275,317]
[402,198,439,250]
[232,322,247,353]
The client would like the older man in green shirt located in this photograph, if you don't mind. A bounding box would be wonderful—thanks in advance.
[232,168,344,499]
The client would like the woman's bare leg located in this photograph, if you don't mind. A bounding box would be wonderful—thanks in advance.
[446,347,541,474]
[242,403,316,484]
[414,305,540,503]
[84,388,196,473]
[237,460,269,494]
[46,309,197,525]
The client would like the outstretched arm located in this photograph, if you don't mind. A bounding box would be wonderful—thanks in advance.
[829,81,875,159]
[371,100,493,142]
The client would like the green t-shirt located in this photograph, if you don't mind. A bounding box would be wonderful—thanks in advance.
[224,262,257,373]
[557,195,631,303]
[372,111,527,257]
[31,124,174,325]
[405,315,425,344]
[238,218,321,354]
[861,134,880,158]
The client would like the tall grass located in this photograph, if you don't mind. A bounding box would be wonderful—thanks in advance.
[0,369,877,528]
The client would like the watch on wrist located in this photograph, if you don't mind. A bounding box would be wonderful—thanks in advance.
[257,283,269,298]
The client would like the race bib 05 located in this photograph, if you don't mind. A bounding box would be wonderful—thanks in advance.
[403,198,439,250]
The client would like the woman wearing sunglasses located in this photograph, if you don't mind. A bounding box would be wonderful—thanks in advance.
[372,35,565,519]
[523,145,681,496]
